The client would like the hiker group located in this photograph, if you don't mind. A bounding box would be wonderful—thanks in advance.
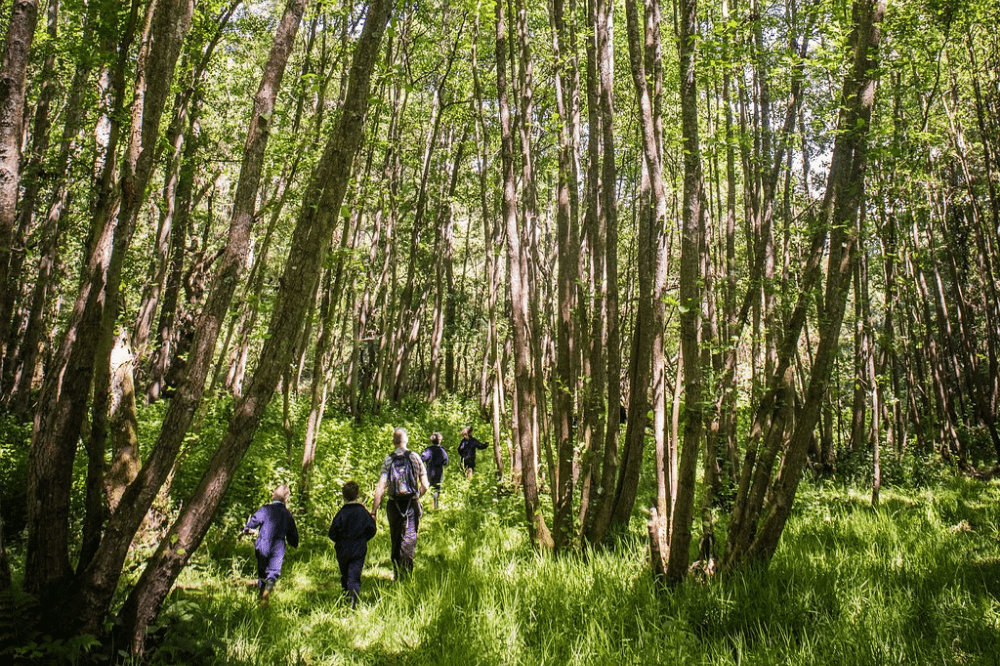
[240,425,488,608]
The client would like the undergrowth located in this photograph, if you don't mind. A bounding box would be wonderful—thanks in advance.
[134,405,1000,666]
[3,401,1000,665]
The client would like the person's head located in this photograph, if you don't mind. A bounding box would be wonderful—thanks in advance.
[430,432,442,445]
[461,426,472,439]
[342,481,360,502]
[271,484,291,502]
[393,427,409,449]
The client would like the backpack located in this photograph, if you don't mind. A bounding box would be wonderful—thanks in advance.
[388,452,418,498]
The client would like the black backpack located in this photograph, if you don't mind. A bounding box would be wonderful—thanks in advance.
[388,452,418,498]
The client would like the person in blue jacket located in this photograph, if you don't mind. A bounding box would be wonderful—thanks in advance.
[242,484,299,605]
[457,426,488,479]
[328,481,377,608]
[420,432,449,509]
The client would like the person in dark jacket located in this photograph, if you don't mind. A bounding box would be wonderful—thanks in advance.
[457,426,488,479]
[242,484,299,605]
[328,481,377,608]
[371,427,430,579]
[420,432,449,509]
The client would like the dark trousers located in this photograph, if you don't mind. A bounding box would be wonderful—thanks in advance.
[337,554,365,607]
[386,497,420,577]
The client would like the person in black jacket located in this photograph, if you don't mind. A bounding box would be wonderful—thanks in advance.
[457,426,488,479]
[421,432,449,509]
[242,484,299,605]
[328,481,377,608]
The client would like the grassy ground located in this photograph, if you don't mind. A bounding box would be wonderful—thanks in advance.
[4,401,999,664]
[140,472,1000,666]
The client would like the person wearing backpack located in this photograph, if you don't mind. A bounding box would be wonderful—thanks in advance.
[457,425,488,479]
[371,427,430,579]
[420,432,449,509]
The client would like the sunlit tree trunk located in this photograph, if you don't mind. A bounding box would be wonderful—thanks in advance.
[550,0,581,552]
[623,0,669,571]
[117,0,390,651]
[26,0,194,606]
[58,0,309,637]
[497,0,552,549]
[726,0,886,569]
[0,0,40,368]
[665,0,706,584]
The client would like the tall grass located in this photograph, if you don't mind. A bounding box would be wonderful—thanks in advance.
[143,453,1000,665]
[5,402,999,665]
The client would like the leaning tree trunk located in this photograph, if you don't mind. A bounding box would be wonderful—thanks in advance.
[59,0,310,638]
[725,0,886,570]
[116,1,390,651]
[25,0,194,607]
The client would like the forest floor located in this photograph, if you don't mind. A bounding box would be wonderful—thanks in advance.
[139,468,1000,666]
[4,401,1000,665]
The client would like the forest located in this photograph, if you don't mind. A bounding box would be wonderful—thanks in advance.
[0,0,998,663]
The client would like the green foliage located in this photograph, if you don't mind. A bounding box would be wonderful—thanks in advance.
[0,588,99,665]
[0,415,31,541]
[128,403,1000,666]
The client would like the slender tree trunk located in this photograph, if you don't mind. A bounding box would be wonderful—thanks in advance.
[665,0,706,584]
[727,0,886,568]
[549,0,581,552]
[497,0,552,549]
[116,2,390,651]
[26,0,194,606]
[5,0,97,413]
[60,0,309,637]
[0,0,40,367]
[623,0,669,568]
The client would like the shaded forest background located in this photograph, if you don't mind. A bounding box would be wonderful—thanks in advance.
[0,0,998,659]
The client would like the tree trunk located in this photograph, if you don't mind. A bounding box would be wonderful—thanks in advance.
[726,0,886,569]
[116,1,390,650]
[549,0,581,552]
[25,0,194,605]
[497,0,552,549]
[623,0,668,567]
[0,0,40,366]
[665,0,706,585]
[59,0,309,637]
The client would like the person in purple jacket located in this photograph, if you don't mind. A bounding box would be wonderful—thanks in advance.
[420,432,449,509]
[328,481,377,608]
[242,484,299,605]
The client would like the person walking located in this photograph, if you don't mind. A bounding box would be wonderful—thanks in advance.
[242,484,299,605]
[420,432,449,509]
[328,480,377,608]
[457,426,488,479]
[371,427,430,579]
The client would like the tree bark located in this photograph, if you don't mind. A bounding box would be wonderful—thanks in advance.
[117,0,390,650]
[0,0,40,367]
[726,0,886,569]
[666,0,706,585]
[26,0,194,605]
[59,0,309,637]
[497,0,552,549]
[549,0,581,552]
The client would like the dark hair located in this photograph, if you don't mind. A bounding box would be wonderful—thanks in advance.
[342,481,360,501]
[430,432,442,444]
